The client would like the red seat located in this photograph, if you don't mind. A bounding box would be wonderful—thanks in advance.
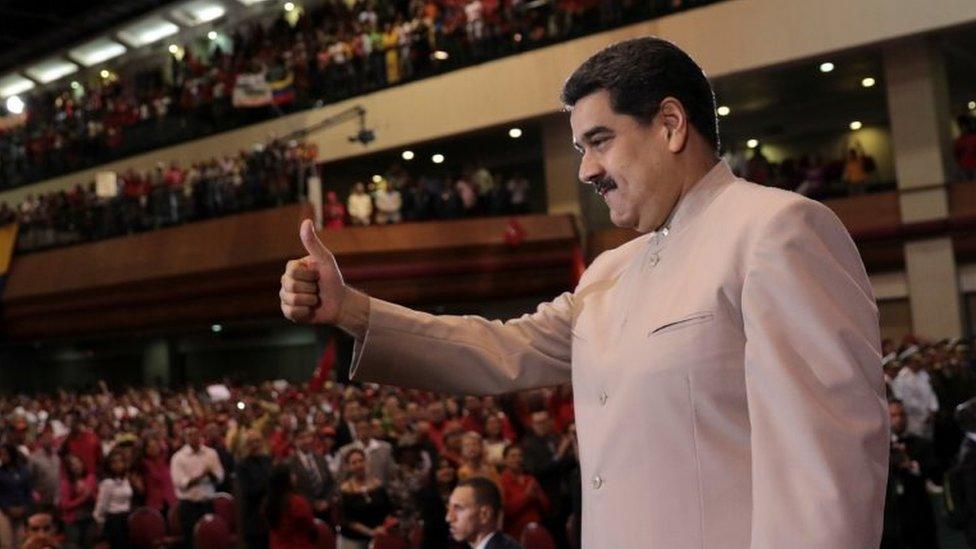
[167,504,181,536]
[520,522,556,549]
[193,513,233,549]
[372,532,410,549]
[128,507,166,548]
[213,492,236,533]
[313,518,336,549]
[409,520,424,548]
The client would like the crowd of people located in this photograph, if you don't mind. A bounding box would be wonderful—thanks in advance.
[0,139,320,253]
[0,0,713,189]
[721,139,887,200]
[327,164,531,228]
[0,373,578,548]
[0,334,972,548]
[880,335,976,548]
[0,137,536,254]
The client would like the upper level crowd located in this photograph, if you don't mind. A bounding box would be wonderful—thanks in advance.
[0,0,716,189]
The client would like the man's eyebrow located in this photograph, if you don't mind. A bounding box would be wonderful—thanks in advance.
[572,126,613,151]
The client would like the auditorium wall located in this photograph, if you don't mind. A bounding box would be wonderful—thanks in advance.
[2,0,974,206]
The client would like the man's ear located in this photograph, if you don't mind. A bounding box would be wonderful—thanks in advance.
[658,97,689,153]
[479,504,494,526]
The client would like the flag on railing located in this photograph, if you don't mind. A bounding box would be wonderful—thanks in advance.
[268,70,296,106]
[232,71,272,107]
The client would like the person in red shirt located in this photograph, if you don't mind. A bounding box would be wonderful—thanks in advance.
[58,412,100,477]
[954,115,976,181]
[140,438,176,516]
[499,444,550,539]
[265,465,317,549]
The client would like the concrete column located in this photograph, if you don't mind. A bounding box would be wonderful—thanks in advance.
[883,37,963,339]
[541,113,583,218]
[142,338,172,388]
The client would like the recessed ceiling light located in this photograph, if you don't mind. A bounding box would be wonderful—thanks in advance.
[284,1,295,11]
[819,62,834,73]
[168,44,180,54]
[432,51,449,61]
[508,128,522,138]
[969,100,976,110]
[5,96,25,115]
[211,323,222,333]
[849,120,863,131]
[372,174,382,183]
[401,150,414,160]
[432,153,445,164]
[207,31,218,40]
[717,105,731,116]
[746,139,759,149]
[861,77,875,88]
[100,69,110,79]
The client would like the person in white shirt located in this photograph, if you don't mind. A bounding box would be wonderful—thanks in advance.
[338,419,396,486]
[373,180,402,224]
[347,182,374,226]
[170,426,225,547]
[891,351,940,440]
[93,450,133,548]
[447,478,521,549]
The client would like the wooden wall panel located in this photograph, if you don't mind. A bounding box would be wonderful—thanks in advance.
[1,210,577,340]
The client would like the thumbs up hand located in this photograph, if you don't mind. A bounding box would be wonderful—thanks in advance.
[280,219,348,324]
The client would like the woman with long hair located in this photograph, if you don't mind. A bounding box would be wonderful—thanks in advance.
[337,448,394,549]
[264,464,317,549]
[59,454,98,547]
[140,438,176,516]
[414,456,465,549]
[93,448,133,548]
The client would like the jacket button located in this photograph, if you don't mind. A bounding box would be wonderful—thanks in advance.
[591,475,604,490]
[598,391,608,406]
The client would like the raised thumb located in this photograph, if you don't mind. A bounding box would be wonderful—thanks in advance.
[300,219,331,263]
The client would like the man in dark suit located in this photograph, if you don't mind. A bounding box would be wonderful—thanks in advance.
[286,430,335,519]
[447,477,521,549]
[520,410,574,546]
[881,399,940,548]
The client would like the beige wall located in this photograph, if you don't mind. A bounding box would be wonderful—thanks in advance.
[879,299,913,344]
[3,0,975,205]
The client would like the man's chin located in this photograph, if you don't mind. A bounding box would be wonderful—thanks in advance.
[608,212,639,232]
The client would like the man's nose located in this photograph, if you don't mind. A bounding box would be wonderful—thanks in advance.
[578,152,603,185]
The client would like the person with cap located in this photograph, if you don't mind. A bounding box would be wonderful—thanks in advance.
[280,36,888,547]
[446,477,521,549]
[892,346,940,440]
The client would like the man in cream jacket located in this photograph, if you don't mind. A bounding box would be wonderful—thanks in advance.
[280,37,889,548]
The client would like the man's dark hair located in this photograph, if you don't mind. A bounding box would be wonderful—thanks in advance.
[458,477,503,517]
[561,37,720,151]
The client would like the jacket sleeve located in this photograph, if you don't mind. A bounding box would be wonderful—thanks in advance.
[740,199,889,548]
[349,291,574,395]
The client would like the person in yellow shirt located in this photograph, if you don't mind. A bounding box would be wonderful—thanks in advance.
[382,23,400,85]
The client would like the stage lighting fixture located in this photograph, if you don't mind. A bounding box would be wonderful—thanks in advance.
[432,153,445,164]
[849,121,862,131]
[402,150,414,160]
[509,127,522,138]
[819,62,834,73]
[717,105,730,116]
[861,77,875,88]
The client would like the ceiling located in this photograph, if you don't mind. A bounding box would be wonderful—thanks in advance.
[0,0,174,76]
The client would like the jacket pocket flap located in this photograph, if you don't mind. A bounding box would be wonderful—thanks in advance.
[647,312,715,337]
